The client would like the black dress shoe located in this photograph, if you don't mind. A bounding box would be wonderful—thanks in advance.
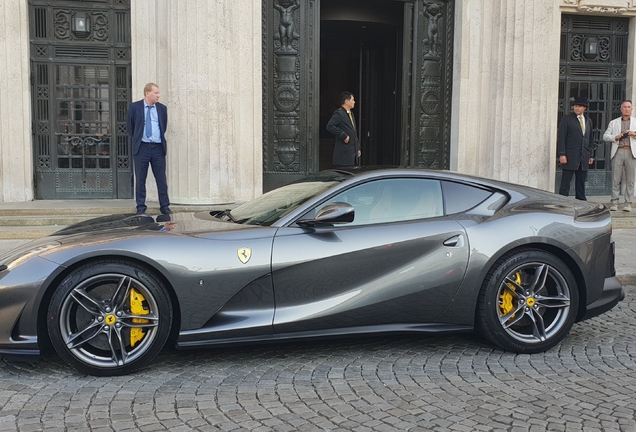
[161,209,173,215]
[136,209,145,215]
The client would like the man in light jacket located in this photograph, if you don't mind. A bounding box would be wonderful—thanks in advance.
[603,100,636,212]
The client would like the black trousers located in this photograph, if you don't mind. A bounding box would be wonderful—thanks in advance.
[133,143,170,213]
[559,166,588,201]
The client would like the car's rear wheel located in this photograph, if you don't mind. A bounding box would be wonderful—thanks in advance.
[47,260,172,376]
[476,249,578,353]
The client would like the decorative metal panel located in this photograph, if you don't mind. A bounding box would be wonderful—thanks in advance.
[557,15,628,196]
[28,0,131,199]
[404,0,453,170]
[263,0,319,192]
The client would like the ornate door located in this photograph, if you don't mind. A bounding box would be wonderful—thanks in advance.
[557,15,628,196]
[261,0,455,192]
[29,0,132,199]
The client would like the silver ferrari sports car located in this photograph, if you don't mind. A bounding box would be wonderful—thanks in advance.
[0,168,624,375]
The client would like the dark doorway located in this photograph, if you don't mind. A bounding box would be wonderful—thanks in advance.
[556,15,628,196]
[319,0,403,169]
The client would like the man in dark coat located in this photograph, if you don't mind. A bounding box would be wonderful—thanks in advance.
[326,91,361,167]
[557,96,595,200]
[126,83,171,214]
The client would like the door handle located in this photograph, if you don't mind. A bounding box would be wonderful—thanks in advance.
[443,234,464,247]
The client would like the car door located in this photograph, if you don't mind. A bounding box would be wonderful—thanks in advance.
[270,177,470,333]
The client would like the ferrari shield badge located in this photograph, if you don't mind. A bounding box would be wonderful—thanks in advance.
[237,247,252,264]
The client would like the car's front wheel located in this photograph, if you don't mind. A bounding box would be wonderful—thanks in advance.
[476,249,579,353]
[47,260,173,376]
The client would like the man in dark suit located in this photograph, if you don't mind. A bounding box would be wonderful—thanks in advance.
[127,83,171,214]
[557,96,595,200]
[326,91,361,167]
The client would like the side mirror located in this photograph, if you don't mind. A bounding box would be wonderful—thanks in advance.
[297,202,355,227]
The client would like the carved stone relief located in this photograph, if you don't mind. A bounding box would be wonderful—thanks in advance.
[560,0,635,14]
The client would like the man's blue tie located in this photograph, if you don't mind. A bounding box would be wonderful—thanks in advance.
[145,105,153,138]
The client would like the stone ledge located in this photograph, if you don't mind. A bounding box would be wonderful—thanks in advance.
[618,274,636,286]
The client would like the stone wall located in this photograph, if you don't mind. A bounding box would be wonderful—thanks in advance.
[130,0,262,204]
[0,0,33,202]
[452,0,562,191]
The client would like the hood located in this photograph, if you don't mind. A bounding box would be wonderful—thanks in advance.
[50,211,253,237]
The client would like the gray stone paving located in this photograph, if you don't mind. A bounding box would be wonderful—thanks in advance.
[0,232,635,431]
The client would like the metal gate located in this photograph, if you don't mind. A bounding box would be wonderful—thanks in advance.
[29,0,132,199]
[557,15,628,196]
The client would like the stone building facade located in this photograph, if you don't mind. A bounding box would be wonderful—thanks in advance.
[1,0,635,203]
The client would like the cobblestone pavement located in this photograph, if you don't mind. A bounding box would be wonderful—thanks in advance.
[0,232,635,432]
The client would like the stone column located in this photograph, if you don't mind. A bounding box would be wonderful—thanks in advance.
[452,0,561,191]
[0,0,33,202]
[130,0,262,204]
[627,12,636,102]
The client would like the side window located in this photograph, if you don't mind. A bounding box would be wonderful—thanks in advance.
[442,181,493,214]
[316,178,443,226]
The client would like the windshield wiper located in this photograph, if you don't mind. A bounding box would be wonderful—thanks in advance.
[215,209,238,223]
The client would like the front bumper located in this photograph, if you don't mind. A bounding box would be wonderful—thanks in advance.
[580,276,625,322]
[0,254,62,362]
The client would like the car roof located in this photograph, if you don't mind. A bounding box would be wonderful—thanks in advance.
[318,167,501,190]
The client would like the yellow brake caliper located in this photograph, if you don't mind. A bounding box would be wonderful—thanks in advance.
[499,272,522,317]
[129,288,149,348]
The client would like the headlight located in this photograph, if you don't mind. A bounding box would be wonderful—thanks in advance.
[0,240,61,270]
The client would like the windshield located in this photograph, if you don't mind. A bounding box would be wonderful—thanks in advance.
[230,176,343,226]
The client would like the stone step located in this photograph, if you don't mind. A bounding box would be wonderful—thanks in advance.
[0,204,228,217]
[607,208,636,229]
[613,218,636,229]
[0,215,98,227]
[0,226,64,239]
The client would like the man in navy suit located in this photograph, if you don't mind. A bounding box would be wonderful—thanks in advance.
[326,91,361,167]
[557,96,595,200]
[127,83,171,214]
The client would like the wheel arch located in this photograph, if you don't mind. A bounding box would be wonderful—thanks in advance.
[472,242,587,325]
[36,254,182,355]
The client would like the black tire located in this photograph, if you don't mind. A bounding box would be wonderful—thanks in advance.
[476,249,579,353]
[47,260,173,376]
